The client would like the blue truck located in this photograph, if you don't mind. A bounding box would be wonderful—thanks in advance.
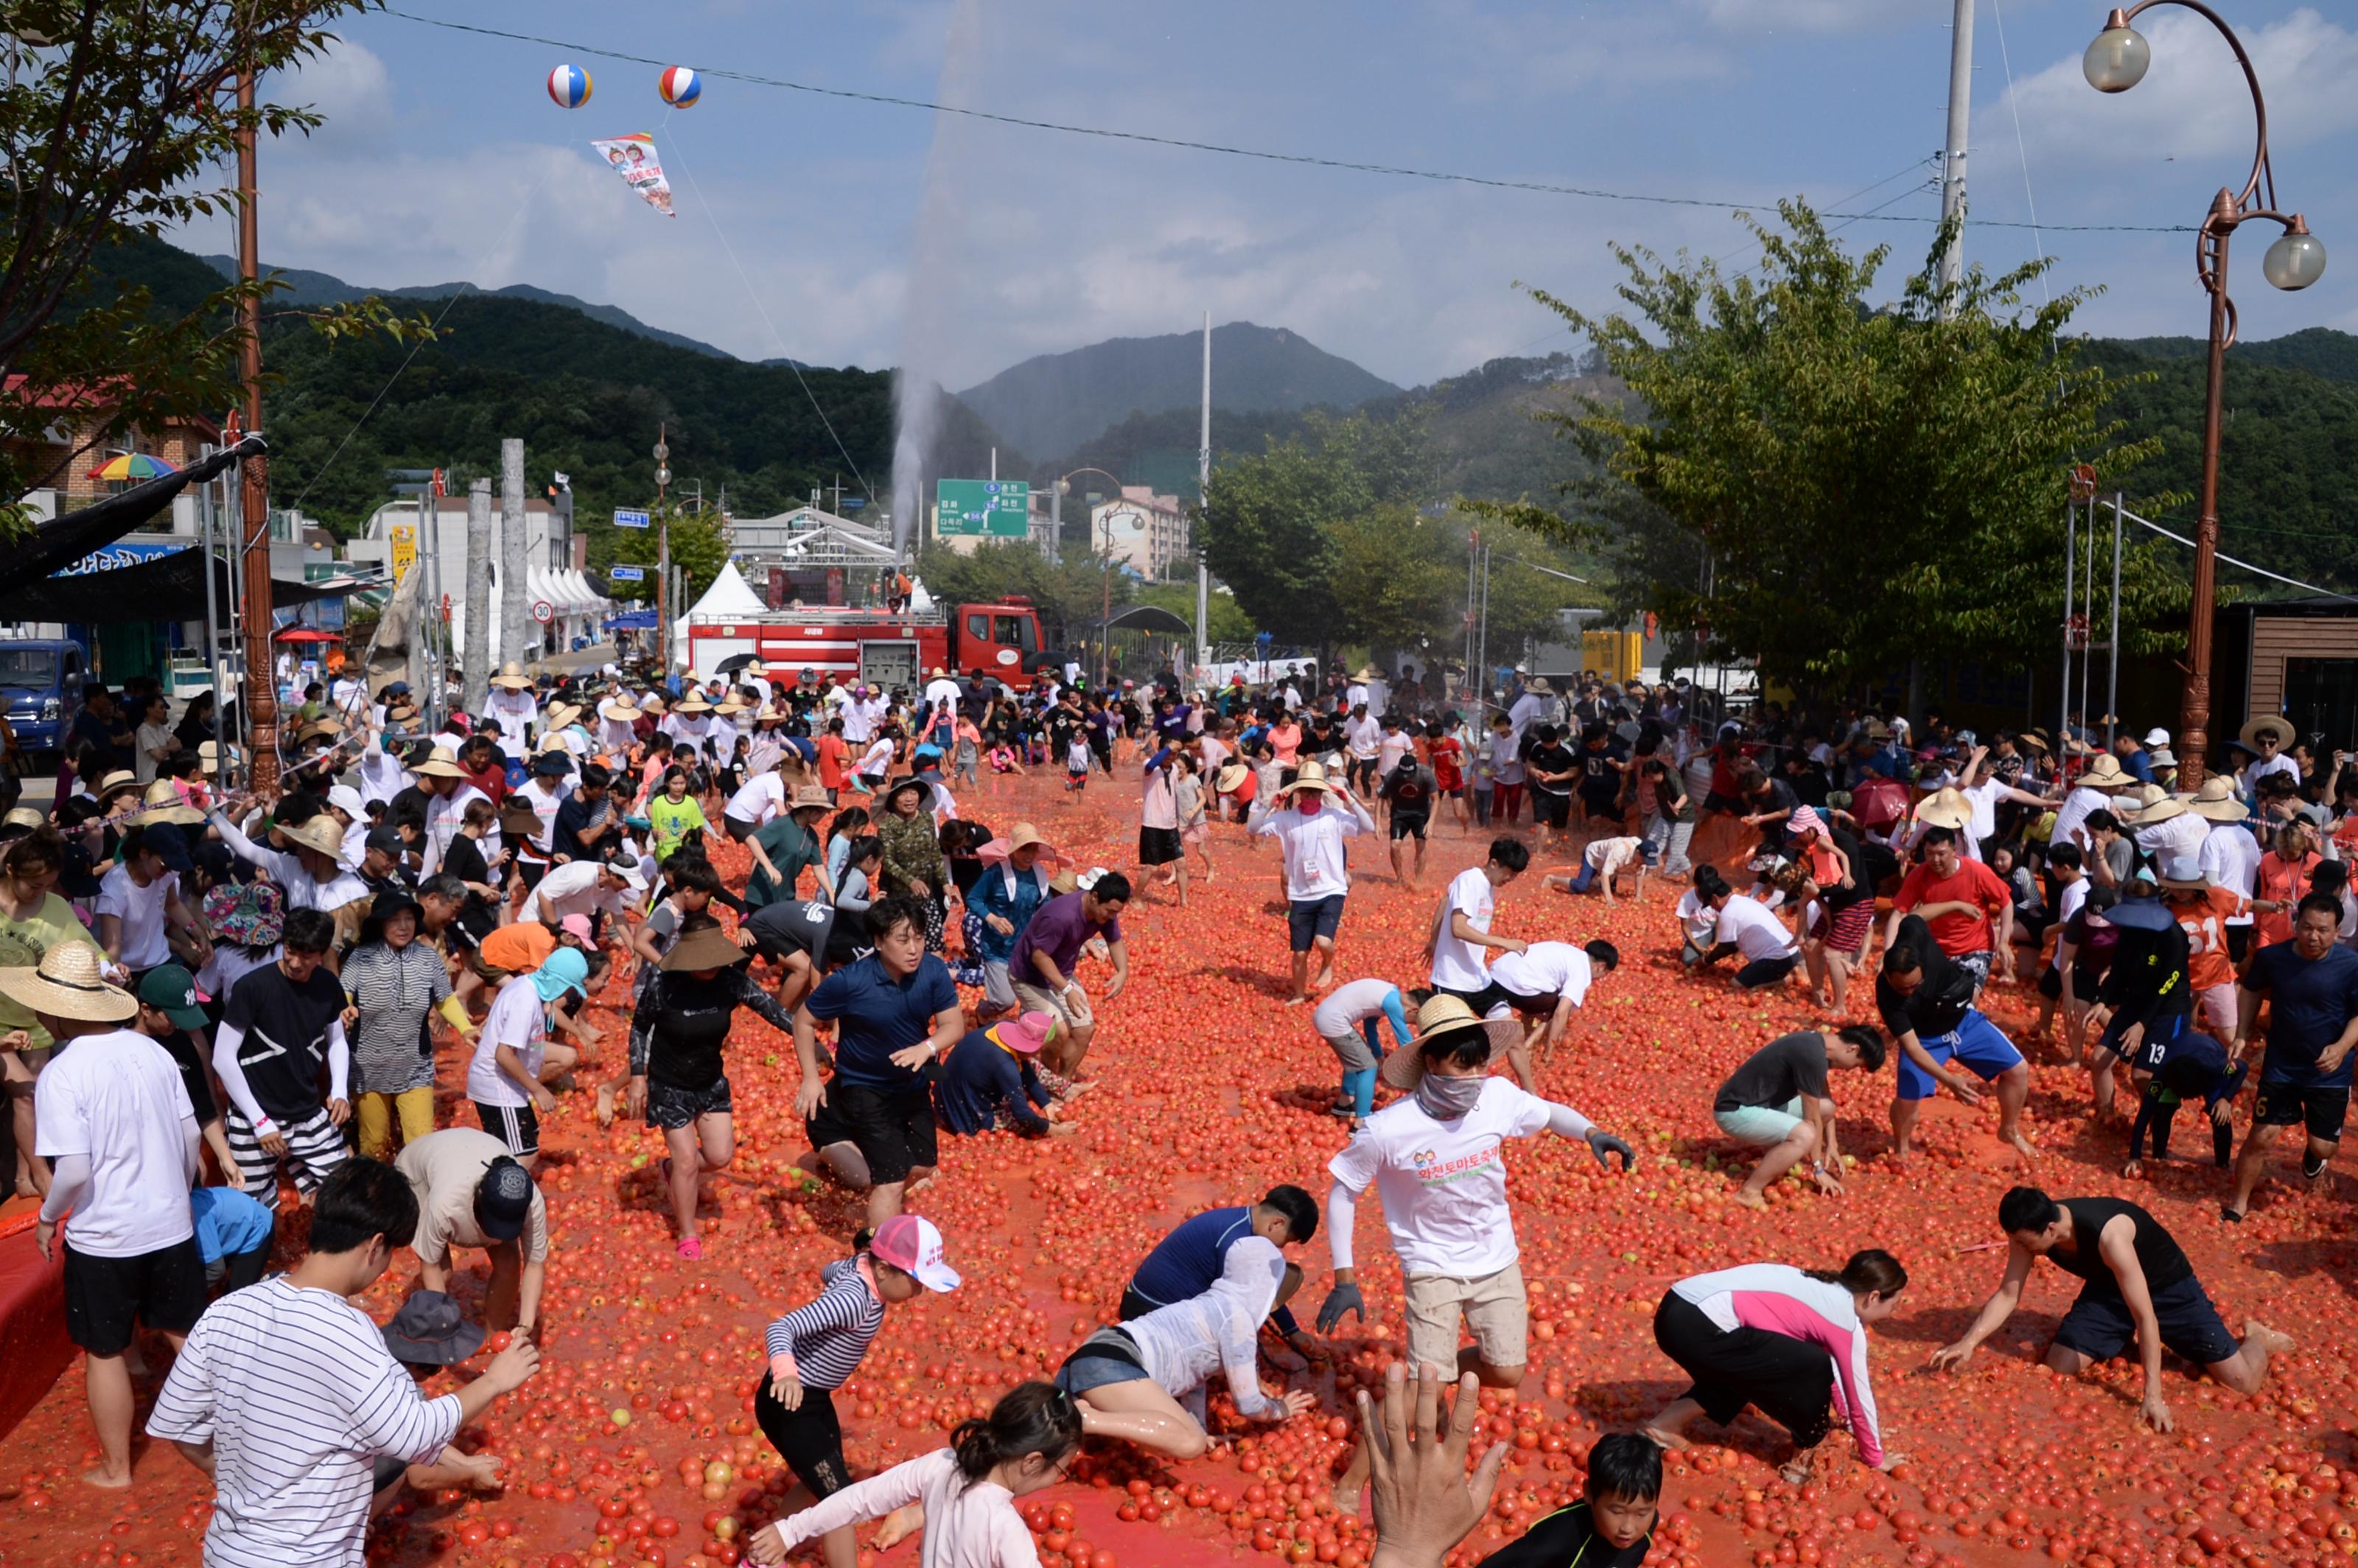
[0,638,89,763]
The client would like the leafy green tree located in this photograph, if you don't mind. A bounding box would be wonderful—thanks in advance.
[910,540,1130,645]
[1138,581,1254,647]
[1511,202,2183,699]
[589,503,728,603]
[1199,431,1365,657]
[1,0,431,531]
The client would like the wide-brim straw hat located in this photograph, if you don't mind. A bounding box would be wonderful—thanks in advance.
[1523,677,1555,695]
[280,814,350,862]
[2239,715,2296,752]
[1914,787,1973,831]
[1379,995,1525,1092]
[715,697,750,716]
[0,941,135,1023]
[604,699,642,721]
[1217,763,1251,793]
[131,779,206,827]
[1285,759,1333,795]
[660,923,752,972]
[409,745,463,780]
[674,696,713,715]
[639,695,666,715]
[544,702,583,730]
[979,821,1059,862]
[491,661,533,690]
[2181,775,2247,822]
[2124,783,2187,825]
[2077,755,2134,790]
[97,770,140,802]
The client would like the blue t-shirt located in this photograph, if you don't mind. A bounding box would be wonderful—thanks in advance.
[802,951,959,1092]
[189,1185,274,1264]
[2244,940,2358,1088]
[1126,1205,1301,1337]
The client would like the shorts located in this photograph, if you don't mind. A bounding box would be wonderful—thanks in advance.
[224,1105,349,1211]
[1054,1326,1152,1396]
[475,1099,542,1158]
[1953,949,1994,995]
[2053,1274,2238,1369]
[514,858,550,894]
[1321,1025,1380,1074]
[1014,979,1094,1036]
[645,1074,735,1130]
[1138,826,1183,867]
[1810,900,1875,953]
[1895,1010,2024,1101]
[2096,1009,2189,1074]
[723,813,759,844]
[1287,895,1347,952]
[1389,811,1430,842]
[1735,951,1802,990]
[2196,982,2238,1035]
[2252,1082,2349,1141]
[62,1236,206,1356]
[465,950,517,987]
[823,1082,937,1186]
[1404,1262,1528,1372]
[755,1382,850,1500]
[1530,791,1572,829]
[1714,1096,1805,1147]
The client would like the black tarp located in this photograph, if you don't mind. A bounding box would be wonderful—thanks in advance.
[1,434,266,596]
[0,545,371,623]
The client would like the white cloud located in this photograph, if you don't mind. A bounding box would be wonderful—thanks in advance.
[1679,0,1907,34]
[269,36,395,147]
[2003,7,2358,171]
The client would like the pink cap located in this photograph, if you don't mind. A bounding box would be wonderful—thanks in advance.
[870,1214,960,1292]
[1788,804,1830,841]
[559,914,595,942]
[992,1010,1058,1055]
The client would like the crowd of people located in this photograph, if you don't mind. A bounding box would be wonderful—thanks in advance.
[0,648,2337,1568]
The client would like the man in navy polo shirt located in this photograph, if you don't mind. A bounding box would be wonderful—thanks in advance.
[792,895,964,1230]
[2225,892,2358,1222]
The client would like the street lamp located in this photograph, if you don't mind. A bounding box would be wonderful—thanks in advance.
[2084,1,2325,788]
[1055,467,1126,686]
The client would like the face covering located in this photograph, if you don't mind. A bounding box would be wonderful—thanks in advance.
[1297,793,1323,815]
[1416,1071,1485,1120]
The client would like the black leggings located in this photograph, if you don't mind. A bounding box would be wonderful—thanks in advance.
[1654,1292,1835,1449]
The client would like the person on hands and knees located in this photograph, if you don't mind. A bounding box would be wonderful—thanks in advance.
[1644,1250,1908,1485]
[1713,1026,1886,1210]
[1123,1184,1324,1370]
[1475,1431,1659,1568]
[394,1127,549,1337]
[146,1158,540,1567]
[1322,996,1634,1508]
[1929,1186,2292,1435]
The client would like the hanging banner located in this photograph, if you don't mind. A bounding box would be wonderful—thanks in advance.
[591,133,676,217]
[390,523,418,582]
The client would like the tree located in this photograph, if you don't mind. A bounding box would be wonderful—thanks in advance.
[1138,581,1254,647]
[1199,431,1364,657]
[909,540,1130,645]
[1510,201,2183,699]
[0,0,429,531]
[591,503,729,603]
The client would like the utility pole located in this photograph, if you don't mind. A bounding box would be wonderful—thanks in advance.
[233,64,278,791]
[463,477,493,713]
[654,427,673,676]
[1196,310,1211,684]
[1938,0,1976,315]
[500,438,528,666]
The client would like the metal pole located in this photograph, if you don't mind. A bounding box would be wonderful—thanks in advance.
[1196,310,1211,681]
[2060,500,2075,751]
[198,444,223,787]
[2108,491,2123,749]
[2180,196,2236,790]
[223,461,245,772]
[2081,504,2096,745]
[1938,0,1976,315]
[1476,542,1491,711]
[233,66,279,792]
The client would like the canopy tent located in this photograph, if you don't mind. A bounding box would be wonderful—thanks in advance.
[0,434,264,597]
[1088,603,1194,637]
[0,545,374,623]
[674,560,769,637]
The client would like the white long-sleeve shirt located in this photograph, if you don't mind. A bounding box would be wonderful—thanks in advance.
[1116,1235,1289,1420]
[1248,793,1374,902]
[768,1446,1038,1568]
[209,810,372,916]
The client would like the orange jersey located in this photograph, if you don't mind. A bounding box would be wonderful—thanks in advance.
[2171,885,2247,992]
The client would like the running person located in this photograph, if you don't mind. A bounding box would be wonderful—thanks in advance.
[1248,760,1376,1004]
[1878,913,2034,1162]
[2223,892,2358,1222]
[1931,1186,2293,1433]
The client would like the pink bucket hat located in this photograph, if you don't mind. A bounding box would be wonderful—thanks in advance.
[993,1010,1059,1056]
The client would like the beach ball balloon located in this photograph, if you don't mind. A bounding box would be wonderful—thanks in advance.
[659,66,702,108]
[547,63,592,108]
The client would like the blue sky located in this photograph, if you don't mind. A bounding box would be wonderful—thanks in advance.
[179,0,2357,390]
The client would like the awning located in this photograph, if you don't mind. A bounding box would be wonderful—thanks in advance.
[0,434,265,598]
[0,547,374,623]
[1088,604,1194,637]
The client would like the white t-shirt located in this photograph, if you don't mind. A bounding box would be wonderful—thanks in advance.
[1250,798,1371,903]
[147,1277,463,1568]
[1346,715,1382,760]
[1673,887,1718,948]
[726,770,786,827]
[2049,878,2090,970]
[467,976,547,1109]
[1329,1077,1556,1278]
[97,864,176,970]
[1714,895,1797,962]
[1960,777,2005,847]
[533,859,631,923]
[34,1028,195,1257]
[1487,942,1592,1007]
[2049,785,2113,855]
[2200,822,2261,928]
[1429,867,1497,991]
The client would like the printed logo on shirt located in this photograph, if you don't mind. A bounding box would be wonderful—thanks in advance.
[1408,1142,1503,1185]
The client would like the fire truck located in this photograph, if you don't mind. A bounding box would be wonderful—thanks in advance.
[681,598,1057,689]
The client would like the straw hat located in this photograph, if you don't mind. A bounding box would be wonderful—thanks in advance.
[411,745,464,780]
[714,696,749,716]
[788,785,833,813]
[2077,755,2134,790]
[1284,758,1333,796]
[1353,665,1379,682]
[0,941,136,1023]
[674,695,713,715]
[2,805,46,833]
[280,813,350,863]
[134,779,205,827]
[604,698,642,721]
[1523,676,1555,696]
[1861,720,1892,742]
[196,740,240,764]
[980,821,1059,862]
[639,694,666,715]
[491,661,533,691]
[2239,714,2296,752]
[544,702,583,731]
[1378,994,1525,1091]
[744,660,770,679]
[661,923,753,973]
[1913,787,1973,832]
[2123,783,2186,825]
[1217,762,1251,794]
[97,770,140,802]
[2182,775,2247,823]
[2017,729,2051,755]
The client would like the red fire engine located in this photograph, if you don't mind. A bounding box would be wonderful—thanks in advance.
[681,598,1054,689]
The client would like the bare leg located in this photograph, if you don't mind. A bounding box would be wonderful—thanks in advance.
[866,1178,908,1231]
[1311,935,1337,992]
[1287,949,1311,1004]
[798,1142,871,1189]
[2225,1122,2284,1219]
[1077,1379,1214,1460]
[2208,1320,2295,1395]
[1642,1396,1704,1451]
[1994,1063,2036,1160]
[1889,1097,1923,1161]
[84,1352,137,1487]
[1737,1122,1819,1208]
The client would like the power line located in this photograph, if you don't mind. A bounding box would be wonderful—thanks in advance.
[382,9,2194,234]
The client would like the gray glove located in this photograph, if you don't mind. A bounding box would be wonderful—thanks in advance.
[1315,1281,1365,1333]
[1586,1129,1636,1170]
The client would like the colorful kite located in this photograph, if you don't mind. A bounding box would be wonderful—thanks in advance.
[590,133,676,218]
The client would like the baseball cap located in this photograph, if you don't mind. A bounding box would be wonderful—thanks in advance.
[139,822,196,875]
[2142,727,2170,749]
[365,825,405,858]
[557,914,595,945]
[870,1214,960,1292]
[472,1155,536,1243]
[136,964,209,1030]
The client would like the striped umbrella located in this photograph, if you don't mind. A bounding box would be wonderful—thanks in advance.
[86,452,178,480]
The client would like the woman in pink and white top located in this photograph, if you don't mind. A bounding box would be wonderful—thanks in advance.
[1644,1251,1909,1484]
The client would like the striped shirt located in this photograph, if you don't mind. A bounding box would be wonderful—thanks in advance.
[147,1278,461,1567]
[340,939,452,1095]
[763,1256,884,1390]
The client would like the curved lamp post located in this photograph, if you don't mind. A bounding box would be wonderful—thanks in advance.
[2084,2,2325,787]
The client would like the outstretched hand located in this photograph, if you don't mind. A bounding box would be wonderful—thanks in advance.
[1316,1281,1365,1333]
[1586,1129,1636,1170]
[1360,1363,1508,1568]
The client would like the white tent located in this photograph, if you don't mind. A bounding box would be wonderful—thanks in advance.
[673,559,769,639]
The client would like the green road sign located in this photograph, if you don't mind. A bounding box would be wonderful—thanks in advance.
[936,478,1030,538]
